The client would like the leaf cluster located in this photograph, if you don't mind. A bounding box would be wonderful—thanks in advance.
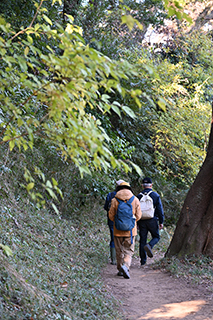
[0,3,144,209]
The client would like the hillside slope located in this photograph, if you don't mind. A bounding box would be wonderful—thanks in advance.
[0,198,121,320]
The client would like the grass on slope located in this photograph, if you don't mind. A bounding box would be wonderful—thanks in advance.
[0,198,121,320]
[1,190,213,320]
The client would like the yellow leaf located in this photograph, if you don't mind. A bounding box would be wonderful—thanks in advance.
[0,244,13,256]
[26,182,34,191]
[24,47,29,56]
[121,15,135,31]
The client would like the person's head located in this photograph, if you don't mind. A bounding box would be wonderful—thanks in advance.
[116,181,132,192]
[116,179,125,186]
[142,177,152,189]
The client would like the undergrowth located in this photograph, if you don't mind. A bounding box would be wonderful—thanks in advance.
[155,254,213,291]
[0,143,212,319]
[152,228,213,293]
[0,198,122,320]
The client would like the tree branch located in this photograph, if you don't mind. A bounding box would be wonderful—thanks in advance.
[10,0,44,41]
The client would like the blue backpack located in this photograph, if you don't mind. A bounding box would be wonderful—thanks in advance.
[114,196,135,243]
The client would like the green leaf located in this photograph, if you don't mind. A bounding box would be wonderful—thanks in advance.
[26,182,34,191]
[42,14,53,25]
[3,136,11,142]
[111,104,121,117]
[52,177,58,186]
[46,180,52,188]
[24,46,29,56]
[52,0,62,5]
[9,140,15,151]
[157,98,167,112]
[121,15,135,31]
[0,244,13,256]
[128,161,143,176]
[17,56,28,72]
[122,106,136,119]
[51,203,59,215]
[168,7,175,17]
[46,188,57,199]
[79,166,91,178]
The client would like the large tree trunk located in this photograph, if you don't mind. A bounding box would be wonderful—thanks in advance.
[166,103,213,258]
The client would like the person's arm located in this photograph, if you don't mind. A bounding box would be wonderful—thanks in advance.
[104,193,110,211]
[134,198,142,221]
[155,195,164,225]
[108,198,117,222]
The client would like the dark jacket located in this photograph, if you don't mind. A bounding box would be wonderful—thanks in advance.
[104,190,116,226]
[137,188,164,224]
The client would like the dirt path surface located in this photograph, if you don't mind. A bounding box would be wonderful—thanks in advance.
[102,254,213,320]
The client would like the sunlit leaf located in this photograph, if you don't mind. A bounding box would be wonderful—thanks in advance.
[0,244,13,256]
[27,182,34,191]
[52,202,59,215]
[122,106,136,118]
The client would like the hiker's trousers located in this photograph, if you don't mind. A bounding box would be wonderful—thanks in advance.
[114,236,135,271]
[108,220,115,248]
[137,217,160,265]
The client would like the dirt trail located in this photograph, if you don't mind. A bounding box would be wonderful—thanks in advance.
[102,254,213,320]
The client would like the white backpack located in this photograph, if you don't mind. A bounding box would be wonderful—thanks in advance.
[139,191,154,220]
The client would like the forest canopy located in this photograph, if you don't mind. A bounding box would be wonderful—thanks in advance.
[0,0,212,223]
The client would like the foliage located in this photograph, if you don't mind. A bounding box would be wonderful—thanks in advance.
[81,0,167,59]
[0,1,145,210]
[113,31,212,188]
[0,0,62,31]
[156,254,213,290]
[0,0,203,226]
[147,226,213,292]
[0,1,213,318]
[150,31,213,185]
[0,189,122,319]
[163,0,192,23]
[92,30,212,223]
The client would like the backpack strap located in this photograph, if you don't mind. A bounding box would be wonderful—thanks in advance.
[127,196,135,244]
[130,230,133,244]
[140,191,152,197]
[115,197,122,204]
[128,195,135,203]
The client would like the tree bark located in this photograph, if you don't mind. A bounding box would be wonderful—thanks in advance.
[166,102,213,258]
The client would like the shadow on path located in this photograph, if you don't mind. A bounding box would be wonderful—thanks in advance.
[102,256,213,320]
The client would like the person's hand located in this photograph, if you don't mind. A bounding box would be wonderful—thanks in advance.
[159,224,163,230]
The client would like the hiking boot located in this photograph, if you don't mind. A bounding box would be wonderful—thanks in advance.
[117,269,124,276]
[144,244,153,258]
[110,247,116,265]
[121,264,130,279]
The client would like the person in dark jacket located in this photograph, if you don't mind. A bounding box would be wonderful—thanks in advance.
[137,177,164,266]
[104,179,125,265]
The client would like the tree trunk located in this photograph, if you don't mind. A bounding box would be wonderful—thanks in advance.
[166,103,213,258]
